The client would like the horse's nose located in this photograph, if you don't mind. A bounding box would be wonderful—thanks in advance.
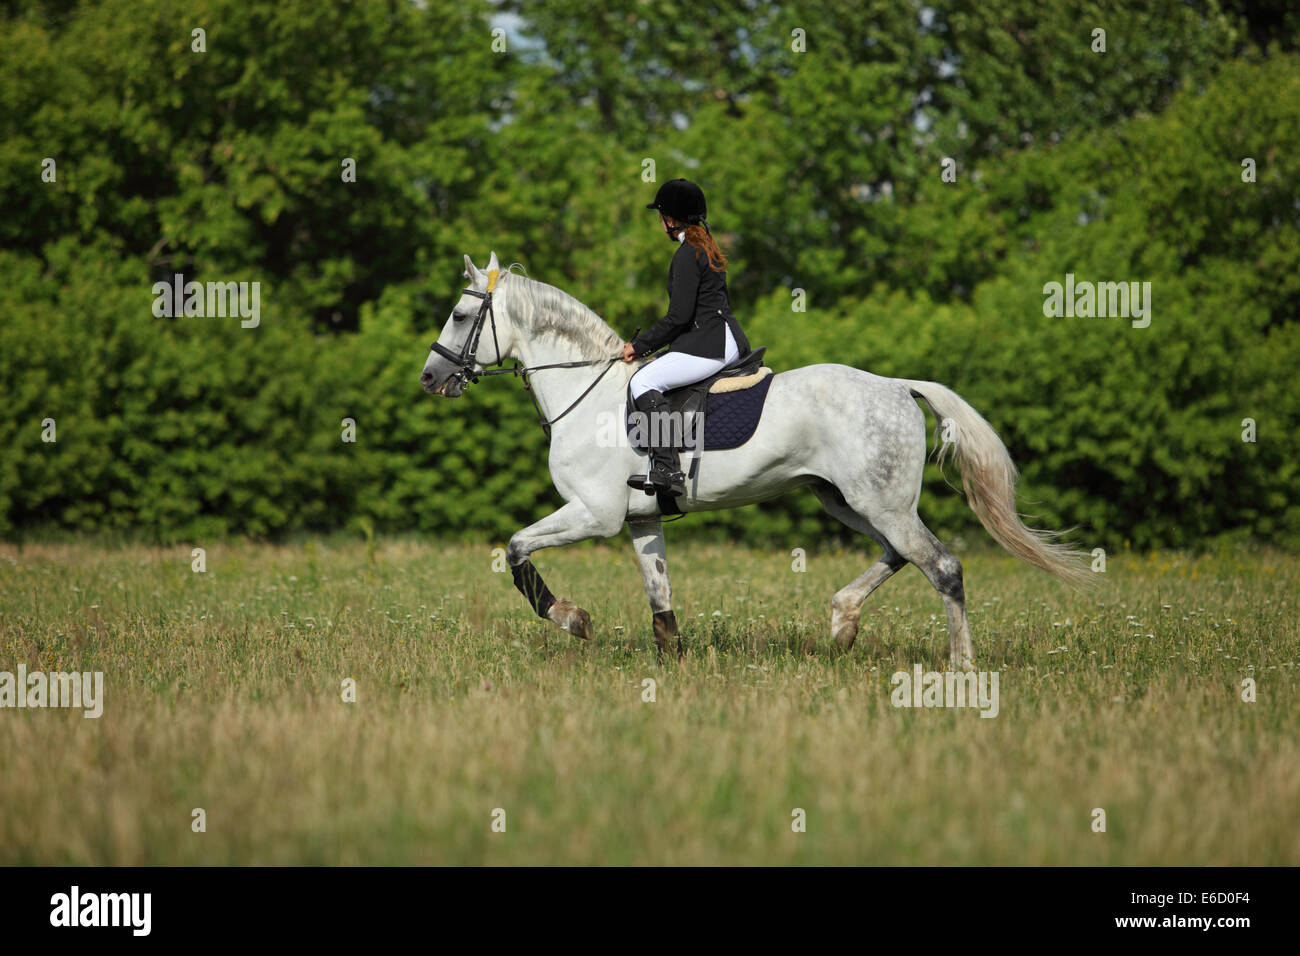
[420,371,434,386]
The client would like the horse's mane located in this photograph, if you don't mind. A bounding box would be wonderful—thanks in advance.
[496,266,625,362]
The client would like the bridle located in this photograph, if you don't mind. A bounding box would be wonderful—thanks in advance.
[427,268,622,440]
[427,273,504,387]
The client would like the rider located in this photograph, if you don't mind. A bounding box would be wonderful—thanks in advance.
[622,178,751,496]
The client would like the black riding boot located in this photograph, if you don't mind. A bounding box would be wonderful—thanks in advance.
[627,389,686,497]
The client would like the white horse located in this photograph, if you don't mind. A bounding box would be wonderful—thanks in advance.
[421,253,1090,670]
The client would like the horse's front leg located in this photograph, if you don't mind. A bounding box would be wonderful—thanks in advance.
[628,519,681,663]
[507,500,621,640]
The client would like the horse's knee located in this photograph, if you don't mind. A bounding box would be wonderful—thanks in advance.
[935,554,964,601]
[506,535,529,568]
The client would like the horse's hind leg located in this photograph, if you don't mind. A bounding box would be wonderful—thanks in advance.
[873,510,975,671]
[627,519,681,663]
[813,485,907,651]
[829,555,907,651]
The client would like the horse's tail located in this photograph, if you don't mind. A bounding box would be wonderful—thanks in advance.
[902,379,1095,591]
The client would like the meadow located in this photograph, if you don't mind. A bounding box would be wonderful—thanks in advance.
[0,536,1296,865]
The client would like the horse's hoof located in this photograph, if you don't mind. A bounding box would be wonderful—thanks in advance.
[549,599,592,640]
[655,640,684,665]
[831,620,858,650]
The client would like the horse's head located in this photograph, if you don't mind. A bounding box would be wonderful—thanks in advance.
[421,252,517,398]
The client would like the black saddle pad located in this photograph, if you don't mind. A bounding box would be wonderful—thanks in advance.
[625,373,775,452]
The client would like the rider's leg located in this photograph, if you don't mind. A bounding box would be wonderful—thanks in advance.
[628,326,738,399]
[626,386,688,495]
[629,352,726,398]
[627,329,740,496]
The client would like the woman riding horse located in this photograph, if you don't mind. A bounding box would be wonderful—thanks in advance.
[621,179,751,496]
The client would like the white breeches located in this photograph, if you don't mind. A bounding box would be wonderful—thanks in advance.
[629,324,740,400]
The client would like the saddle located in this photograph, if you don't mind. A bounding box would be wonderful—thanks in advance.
[625,347,775,482]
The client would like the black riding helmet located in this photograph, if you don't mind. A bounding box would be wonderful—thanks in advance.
[646,178,708,230]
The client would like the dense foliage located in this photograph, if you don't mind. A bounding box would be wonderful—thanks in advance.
[2,0,1297,548]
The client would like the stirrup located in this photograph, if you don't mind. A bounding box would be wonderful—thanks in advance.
[627,469,685,497]
[657,472,687,497]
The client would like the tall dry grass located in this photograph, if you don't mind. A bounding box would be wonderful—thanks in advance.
[0,536,1296,864]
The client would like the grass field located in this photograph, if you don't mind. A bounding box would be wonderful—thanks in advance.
[0,535,1297,865]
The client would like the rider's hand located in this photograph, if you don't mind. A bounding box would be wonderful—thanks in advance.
[622,342,637,362]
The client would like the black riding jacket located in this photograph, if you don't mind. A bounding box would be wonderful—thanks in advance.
[630,239,750,360]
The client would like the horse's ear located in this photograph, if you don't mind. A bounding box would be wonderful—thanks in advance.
[463,253,478,280]
[486,251,500,274]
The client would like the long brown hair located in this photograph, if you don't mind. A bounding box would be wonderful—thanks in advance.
[665,216,728,273]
